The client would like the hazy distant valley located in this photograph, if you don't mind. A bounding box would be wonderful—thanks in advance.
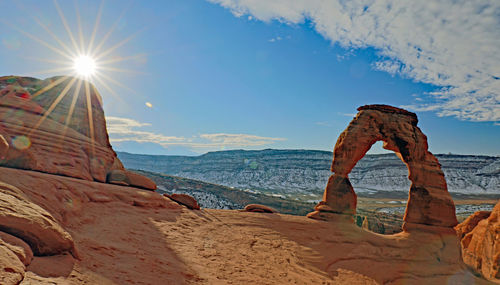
[120,149,499,228]
[118,149,500,200]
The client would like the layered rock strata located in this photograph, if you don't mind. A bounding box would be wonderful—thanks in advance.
[0,76,154,190]
[308,105,458,228]
[0,166,173,284]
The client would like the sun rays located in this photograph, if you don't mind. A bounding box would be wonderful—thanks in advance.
[4,0,144,154]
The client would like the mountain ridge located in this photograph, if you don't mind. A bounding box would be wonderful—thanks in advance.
[117,149,500,196]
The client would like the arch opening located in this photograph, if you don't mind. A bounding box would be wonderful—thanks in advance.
[352,141,409,234]
[307,105,458,230]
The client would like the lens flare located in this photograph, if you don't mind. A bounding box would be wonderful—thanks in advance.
[12,135,31,150]
[73,55,96,77]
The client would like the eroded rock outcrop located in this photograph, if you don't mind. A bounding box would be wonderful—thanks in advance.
[308,105,458,228]
[457,201,500,281]
[0,166,173,284]
[0,182,76,257]
[107,169,156,190]
[243,204,277,213]
[0,76,155,190]
[165,193,200,210]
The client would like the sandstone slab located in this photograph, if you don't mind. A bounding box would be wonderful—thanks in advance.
[243,204,277,213]
[0,244,25,285]
[107,169,156,190]
[0,231,33,266]
[164,193,200,210]
[0,182,75,256]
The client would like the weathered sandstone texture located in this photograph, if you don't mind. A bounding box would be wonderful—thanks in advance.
[308,105,458,228]
[0,76,154,190]
[0,167,489,284]
[0,166,176,284]
[243,204,277,213]
[164,193,201,210]
[456,201,500,282]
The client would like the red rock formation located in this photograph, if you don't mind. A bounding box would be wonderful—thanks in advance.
[0,166,486,284]
[0,182,76,257]
[107,169,156,190]
[0,166,176,284]
[456,211,492,239]
[243,204,277,213]
[164,193,200,210]
[457,202,500,281]
[0,76,154,190]
[308,105,458,228]
[0,135,7,160]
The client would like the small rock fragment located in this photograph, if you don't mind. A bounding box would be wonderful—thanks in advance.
[243,204,277,213]
[125,170,156,190]
[164,193,200,210]
[106,170,130,186]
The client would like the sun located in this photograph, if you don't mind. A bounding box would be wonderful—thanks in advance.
[73,55,96,77]
[7,0,150,154]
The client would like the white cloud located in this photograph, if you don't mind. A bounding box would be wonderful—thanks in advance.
[105,116,185,145]
[268,36,282,42]
[208,0,500,123]
[106,116,286,151]
[199,133,285,148]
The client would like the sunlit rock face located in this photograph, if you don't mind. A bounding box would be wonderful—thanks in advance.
[309,104,458,228]
[0,75,154,190]
[456,201,500,281]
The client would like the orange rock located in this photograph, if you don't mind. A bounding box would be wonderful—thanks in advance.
[106,170,157,190]
[106,169,130,186]
[0,243,25,285]
[0,135,7,160]
[0,181,76,257]
[0,232,33,266]
[164,193,200,210]
[455,211,491,239]
[309,105,457,228]
[125,170,156,190]
[0,166,487,284]
[457,202,500,281]
[0,76,153,188]
[243,204,277,213]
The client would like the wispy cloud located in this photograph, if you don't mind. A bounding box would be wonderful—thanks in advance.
[199,133,285,148]
[106,116,286,151]
[268,36,282,42]
[314,121,331,127]
[208,0,500,123]
[338,112,357,118]
[105,116,185,145]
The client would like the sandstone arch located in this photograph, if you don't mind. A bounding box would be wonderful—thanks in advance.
[308,105,458,228]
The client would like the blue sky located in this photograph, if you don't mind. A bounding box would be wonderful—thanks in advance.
[0,0,499,156]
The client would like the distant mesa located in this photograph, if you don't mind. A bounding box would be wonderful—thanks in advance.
[0,75,155,190]
[308,104,458,229]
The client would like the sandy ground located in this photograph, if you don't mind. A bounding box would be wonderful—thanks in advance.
[0,167,492,284]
